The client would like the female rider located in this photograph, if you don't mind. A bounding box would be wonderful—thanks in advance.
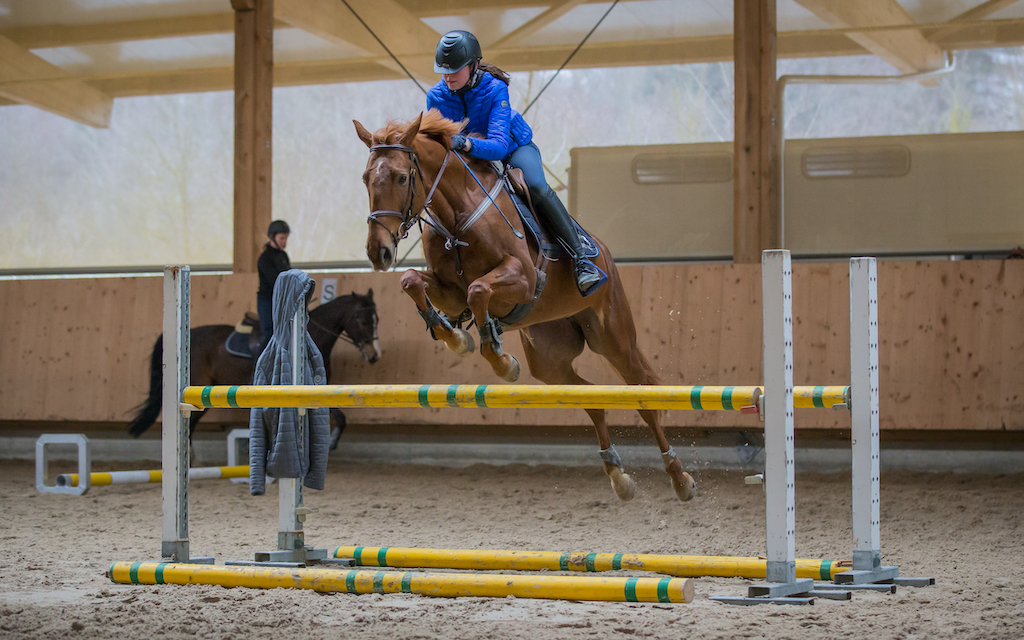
[256,219,291,354]
[426,30,607,297]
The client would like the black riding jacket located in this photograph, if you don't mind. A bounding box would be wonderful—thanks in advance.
[257,244,291,300]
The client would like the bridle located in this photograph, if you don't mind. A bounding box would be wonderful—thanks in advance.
[308,299,379,350]
[365,140,521,258]
[366,143,452,249]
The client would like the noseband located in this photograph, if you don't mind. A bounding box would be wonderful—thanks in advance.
[366,143,450,248]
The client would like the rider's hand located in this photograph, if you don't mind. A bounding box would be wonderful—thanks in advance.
[451,134,471,152]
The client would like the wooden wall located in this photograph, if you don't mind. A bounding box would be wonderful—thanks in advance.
[0,260,1021,433]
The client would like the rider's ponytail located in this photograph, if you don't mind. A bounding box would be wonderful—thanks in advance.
[479,62,510,85]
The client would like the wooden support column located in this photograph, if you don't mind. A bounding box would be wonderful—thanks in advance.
[232,0,274,274]
[733,0,779,264]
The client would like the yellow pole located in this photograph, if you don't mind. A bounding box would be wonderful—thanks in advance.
[334,546,848,581]
[184,384,766,410]
[60,465,249,487]
[108,561,694,603]
[184,384,848,411]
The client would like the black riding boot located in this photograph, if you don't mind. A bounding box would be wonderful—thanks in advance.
[530,184,607,296]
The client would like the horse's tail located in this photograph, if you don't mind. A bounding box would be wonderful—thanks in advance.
[128,334,163,438]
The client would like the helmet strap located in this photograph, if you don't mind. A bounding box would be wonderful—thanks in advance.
[468,60,483,89]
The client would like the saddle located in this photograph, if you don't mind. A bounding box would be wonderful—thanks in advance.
[462,164,601,327]
[498,165,600,263]
[225,312,262,359]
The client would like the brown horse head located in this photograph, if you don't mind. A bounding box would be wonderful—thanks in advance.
[354,111,463,271]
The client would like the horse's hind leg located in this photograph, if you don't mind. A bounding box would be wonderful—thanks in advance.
[519,321,636,502]
[574,302,697,502]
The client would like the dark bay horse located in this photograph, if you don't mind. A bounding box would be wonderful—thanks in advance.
[353,111,695,502]
[128,290,380,444]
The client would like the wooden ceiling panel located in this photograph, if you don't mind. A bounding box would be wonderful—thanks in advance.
[275,0,439,80]
[0,35,112,127]
[793,0,947,75]
[1,1,1023,124]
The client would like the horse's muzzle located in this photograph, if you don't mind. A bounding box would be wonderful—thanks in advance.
[361,340,381,364]
[369,245,394,272]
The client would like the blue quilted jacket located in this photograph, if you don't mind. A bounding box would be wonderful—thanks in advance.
[426,72,533,162]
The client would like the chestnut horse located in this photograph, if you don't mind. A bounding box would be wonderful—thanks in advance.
[353,111,695,502]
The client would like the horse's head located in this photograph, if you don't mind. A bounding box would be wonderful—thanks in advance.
[312,289,381,364]
[354,111,463,271]
[343,288,381,364]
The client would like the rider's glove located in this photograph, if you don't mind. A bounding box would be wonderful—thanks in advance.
[451,134,471,152]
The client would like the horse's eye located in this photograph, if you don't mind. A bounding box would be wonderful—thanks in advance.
[397,174,407,185]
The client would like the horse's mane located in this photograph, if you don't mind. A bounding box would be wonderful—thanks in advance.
[378,109,465,150]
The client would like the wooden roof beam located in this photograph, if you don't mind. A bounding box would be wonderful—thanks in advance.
[0,13,269,49]
[0,35,111,127]
[793,0,946,82]
[931,0,1022,42]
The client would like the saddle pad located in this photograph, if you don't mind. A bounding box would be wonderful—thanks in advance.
[505,184,600,261]
[226,330,257,359]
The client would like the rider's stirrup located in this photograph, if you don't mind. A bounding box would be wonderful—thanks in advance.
[574,258,607,297]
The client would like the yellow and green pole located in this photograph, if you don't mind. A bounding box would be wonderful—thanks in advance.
[108,561,694,603]
[334,546,848,581]
[183,384,848,411]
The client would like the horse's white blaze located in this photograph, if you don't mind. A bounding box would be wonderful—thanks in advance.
[371,339,382,360]
[374,158,385,177]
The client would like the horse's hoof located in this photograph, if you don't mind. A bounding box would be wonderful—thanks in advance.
[608,467,635,502]
[501,355,520,382]
[448,328,475,357]
[672,471,697,502]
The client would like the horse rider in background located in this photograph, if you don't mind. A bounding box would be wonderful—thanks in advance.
[257,219,291,354]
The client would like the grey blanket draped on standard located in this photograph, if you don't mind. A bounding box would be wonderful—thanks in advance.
[248,269,330,495]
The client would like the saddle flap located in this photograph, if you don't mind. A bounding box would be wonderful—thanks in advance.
[506,167,533,210]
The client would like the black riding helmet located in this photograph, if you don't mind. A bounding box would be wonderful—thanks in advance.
[434,30,481,74]
[267,220,290,237]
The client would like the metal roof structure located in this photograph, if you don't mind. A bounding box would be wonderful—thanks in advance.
[2,0,1023,128]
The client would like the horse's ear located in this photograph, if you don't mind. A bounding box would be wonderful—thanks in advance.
[366,288,373,300]
[353,120,374,148]
[399,112,423,148]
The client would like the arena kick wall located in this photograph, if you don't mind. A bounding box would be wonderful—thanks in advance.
[0,260,1021,433]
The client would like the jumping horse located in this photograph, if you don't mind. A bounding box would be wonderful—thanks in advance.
[128,290,380,446]
[353,111,695,502]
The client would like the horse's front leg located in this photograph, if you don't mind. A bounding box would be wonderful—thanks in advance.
[400,268,476,357]
[467,256,532,382]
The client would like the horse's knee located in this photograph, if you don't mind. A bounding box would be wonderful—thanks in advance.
[400,269,424,293]
[466,280,492,308]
